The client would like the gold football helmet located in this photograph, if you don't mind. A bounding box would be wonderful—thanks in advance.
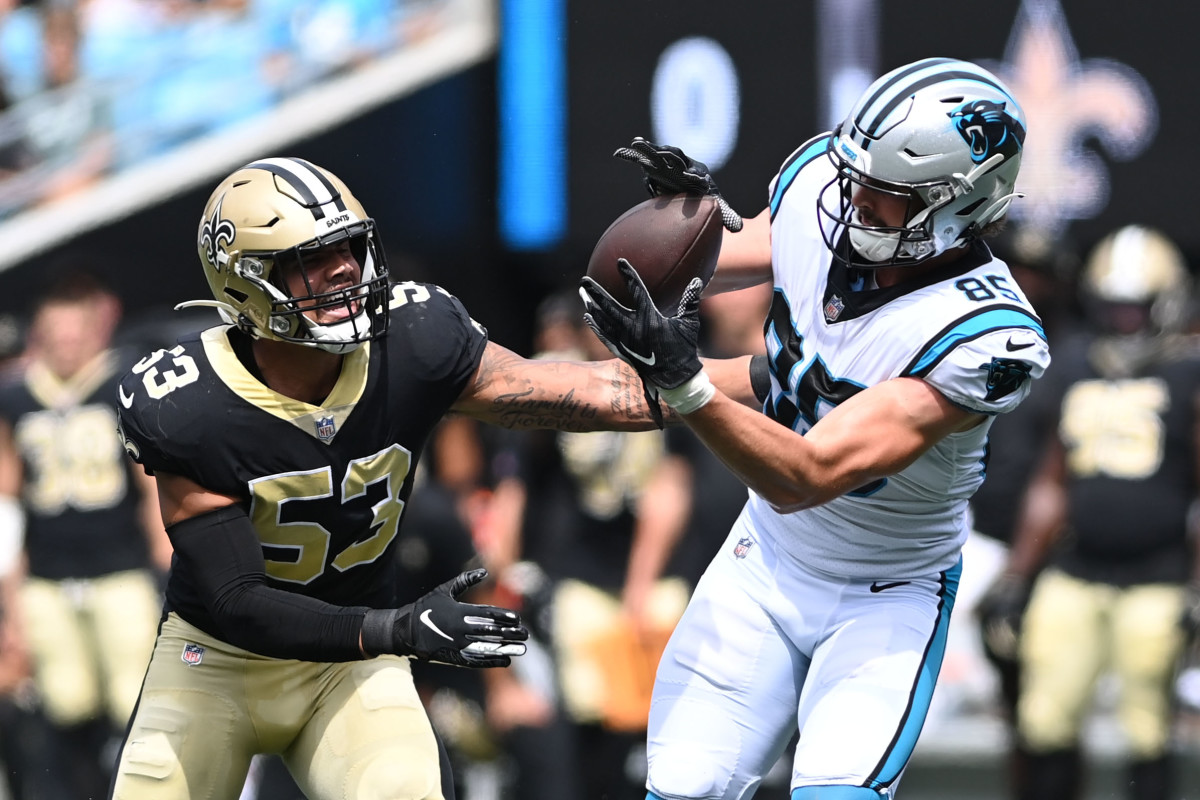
[1081,225,1190,338]
[186,157,390,353]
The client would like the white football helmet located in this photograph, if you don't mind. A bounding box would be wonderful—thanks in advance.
[186,157,391,353]
[818,58,1027,268]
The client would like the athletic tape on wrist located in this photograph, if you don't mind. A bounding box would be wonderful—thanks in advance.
[658,371,716,415]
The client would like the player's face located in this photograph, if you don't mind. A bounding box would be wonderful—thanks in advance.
[279,241,364,325]
[32,299,112,379]
[850,182,910,229]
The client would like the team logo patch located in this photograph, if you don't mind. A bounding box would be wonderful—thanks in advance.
[823,294,845,322]
[199,196,236,272]
[949,99,1025,164]
[315,416,336,441]
[981,357,1033,401]
[733,536,754,559]
[181,643,206,666]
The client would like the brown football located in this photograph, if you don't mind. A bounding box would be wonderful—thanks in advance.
[586,193,723,313]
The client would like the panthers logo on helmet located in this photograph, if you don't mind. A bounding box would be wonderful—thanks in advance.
[199,197,237,272]
[949,100,1025,164]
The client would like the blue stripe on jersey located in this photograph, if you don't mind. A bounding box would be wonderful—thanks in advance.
[905,306,1045,376]
[770,135,831,219]
[866,559,961,791]
[792,786,881,799]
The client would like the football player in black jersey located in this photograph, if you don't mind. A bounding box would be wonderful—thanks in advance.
[992,226,1200,800]
[0,270,171,799]
[109,158,760,800]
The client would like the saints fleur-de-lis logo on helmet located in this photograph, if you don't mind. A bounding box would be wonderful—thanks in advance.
[199,196,237,272]
[949,99,1025,164]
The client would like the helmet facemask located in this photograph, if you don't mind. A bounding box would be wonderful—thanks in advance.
[818,146,954,267]
[239,222,391,354]
[189,157,392,354]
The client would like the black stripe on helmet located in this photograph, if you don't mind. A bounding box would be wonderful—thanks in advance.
[863,69,1013,140]
[853,58,958,130]
[245,158,347,220]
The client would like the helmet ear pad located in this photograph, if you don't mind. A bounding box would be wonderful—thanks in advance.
[194,158,390,350]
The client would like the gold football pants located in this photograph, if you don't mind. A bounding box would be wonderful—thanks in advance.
[1017,569,1186,757]
[19,569,161,728]
[111,613,444,800]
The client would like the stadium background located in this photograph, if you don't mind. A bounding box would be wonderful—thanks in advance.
[0,0,1196,797]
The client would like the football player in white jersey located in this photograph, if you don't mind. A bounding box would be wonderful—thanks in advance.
[581,57,1051,799]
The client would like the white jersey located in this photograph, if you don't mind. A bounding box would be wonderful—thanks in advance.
[743,134,1051,578]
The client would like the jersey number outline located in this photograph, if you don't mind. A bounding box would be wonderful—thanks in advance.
[15,405,127,514]
[132,345,201,399]
[1059,377,1169,480]
[248,444,412,584]
[764,291,884,496]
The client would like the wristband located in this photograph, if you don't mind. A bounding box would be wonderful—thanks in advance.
[0,495,24,576]
[658,371,716,415]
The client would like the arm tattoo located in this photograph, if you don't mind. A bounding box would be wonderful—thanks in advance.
[470,346,672,431]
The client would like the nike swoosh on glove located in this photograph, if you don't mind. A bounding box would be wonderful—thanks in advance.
[579,258,704,392]
[360,568,529,668]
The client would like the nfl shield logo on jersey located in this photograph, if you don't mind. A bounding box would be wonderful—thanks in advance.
[734,536,754,558]
[181,643,205,666]
[315,416,336,442]
[823,294,845,322]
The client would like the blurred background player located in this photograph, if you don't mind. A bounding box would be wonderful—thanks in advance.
[488,291,691,800]
[990,225,1199,800]
[0,268,170,799]
[959,225,1083,792]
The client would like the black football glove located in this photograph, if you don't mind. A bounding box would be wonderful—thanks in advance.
[361,568,528,668]
[975,572,1032,664]
[614,137,744,232]
[580,257,704,396]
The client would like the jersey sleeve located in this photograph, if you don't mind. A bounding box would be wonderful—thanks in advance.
[917,326,1051,415]
[387,281,488,398]
[117,369,186,476]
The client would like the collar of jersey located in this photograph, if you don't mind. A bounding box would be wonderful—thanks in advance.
[26,349,119,411]
[823,237,993,322]
[201,327,370,438]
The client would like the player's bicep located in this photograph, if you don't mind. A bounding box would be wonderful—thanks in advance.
[803,377,983,489]
[154,470,240,528]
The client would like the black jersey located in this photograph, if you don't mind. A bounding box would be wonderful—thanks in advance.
[117,282,487,636]
[1047,335,1200,586]
[0,349,151,579]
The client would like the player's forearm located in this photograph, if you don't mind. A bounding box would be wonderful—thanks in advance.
[459,344,675,431]
[1004,478,1068,579]
[707,208,773,295]
[681,393,839,513]
[169,506,368,661]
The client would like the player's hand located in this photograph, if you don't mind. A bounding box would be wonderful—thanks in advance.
[1181,582,1200,641]
[975,571,1031,663]
[361,568,528,668]
[614,137,744,232]
[580,258,704,393]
